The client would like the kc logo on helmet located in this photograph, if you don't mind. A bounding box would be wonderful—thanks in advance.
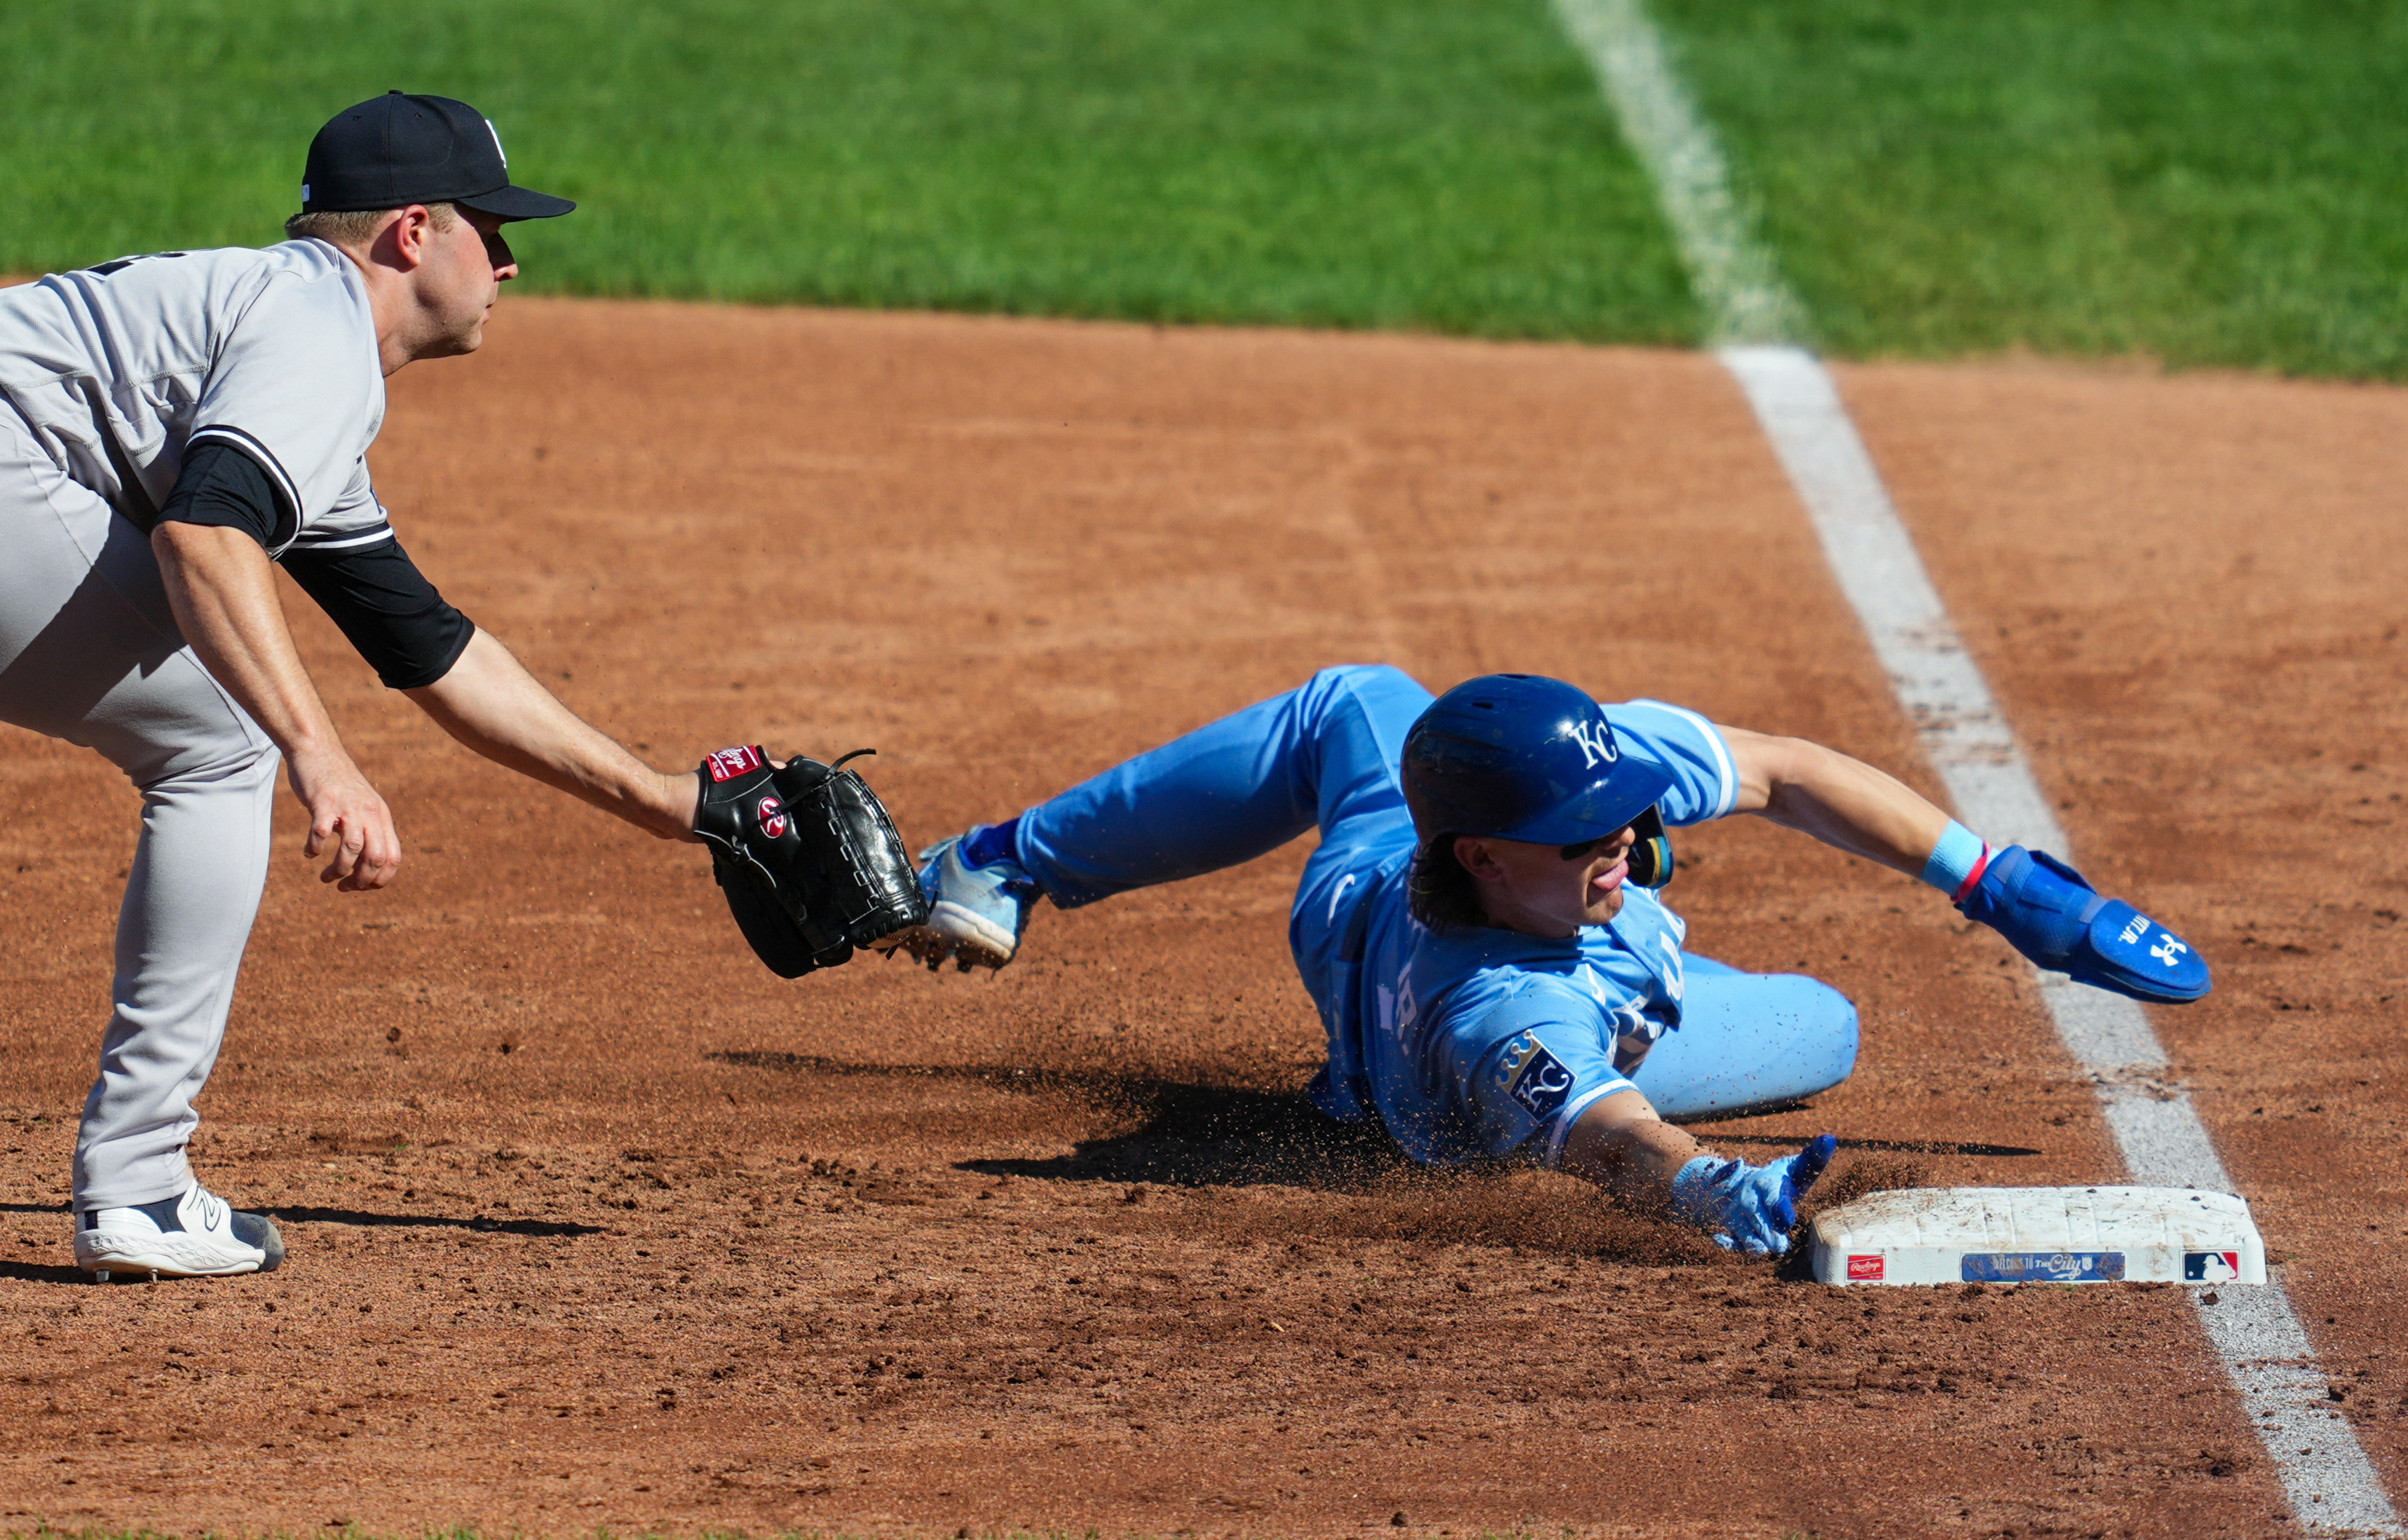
[756,795,789,840]
[705,745,764,782]
[1568,719,1617,768]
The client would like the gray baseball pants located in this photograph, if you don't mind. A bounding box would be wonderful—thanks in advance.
[0,400,278,1211]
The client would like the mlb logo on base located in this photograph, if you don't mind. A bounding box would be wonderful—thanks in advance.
[2184,1251,2240,1283]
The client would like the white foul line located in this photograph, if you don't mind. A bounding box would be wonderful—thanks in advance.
[1720,350,2402,1536]
[1553,0,2402,1532]
[1549,0,1807,346]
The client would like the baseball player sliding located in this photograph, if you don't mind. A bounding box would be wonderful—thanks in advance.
[0,92,921,1281]
[907,667,2210,1255]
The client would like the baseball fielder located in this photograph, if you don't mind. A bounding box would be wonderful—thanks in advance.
[907,667,2210,1253]
[0,92,923,1283]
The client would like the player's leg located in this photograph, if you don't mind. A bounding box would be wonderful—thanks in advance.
[913,663,1431,967]
[1022,662,1429,902]
[1280,667,1429,1053]
[1624,958,1860,1119]
[0,411,285,1276]
[74,742,279,1200]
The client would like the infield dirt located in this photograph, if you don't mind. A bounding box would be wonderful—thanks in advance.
[2,301,2401,1538]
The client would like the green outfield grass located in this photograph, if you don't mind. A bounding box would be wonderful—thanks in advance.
[1654,0,2408,377]
[3,1,2403,376]
[0,0,1696,342]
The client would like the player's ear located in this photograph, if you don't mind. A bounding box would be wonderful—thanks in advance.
[1452,835,1504,882]
[381,205,435,271]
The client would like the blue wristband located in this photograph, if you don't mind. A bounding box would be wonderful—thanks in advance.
[1920,820,1989,900]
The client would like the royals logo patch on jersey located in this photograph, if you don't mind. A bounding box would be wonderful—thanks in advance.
[1495,1030,1577,1121]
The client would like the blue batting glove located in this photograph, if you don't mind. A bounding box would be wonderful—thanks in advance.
[1957,846,2211,1004]
[1670,1134,1838,1256]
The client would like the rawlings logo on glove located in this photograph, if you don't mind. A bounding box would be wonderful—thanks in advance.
[705,744,766,782]
[692,747,927,978]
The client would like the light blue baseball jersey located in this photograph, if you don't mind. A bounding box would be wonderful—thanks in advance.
[1307,700,1740,1166]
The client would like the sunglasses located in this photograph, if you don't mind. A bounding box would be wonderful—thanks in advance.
[1558,829,1631,861]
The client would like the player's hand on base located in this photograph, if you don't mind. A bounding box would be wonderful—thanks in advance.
[1958,846,2211,1003]
[1670,1134,1837,1256]
[288,746,400,891]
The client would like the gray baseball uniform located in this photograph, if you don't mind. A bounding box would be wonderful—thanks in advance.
[0,240,437,1211]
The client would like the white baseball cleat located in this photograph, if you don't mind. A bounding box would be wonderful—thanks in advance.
[74,1183,285,1279]
[903,831,1040,971]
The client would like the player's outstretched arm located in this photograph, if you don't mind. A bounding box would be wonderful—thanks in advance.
[1557,1089,1703,1207]
[151,522,399,891]
[404,627,699,843]
[1558,1089,1833,1256]
[1717,725,1951,878]
[1716,723,2210,1002]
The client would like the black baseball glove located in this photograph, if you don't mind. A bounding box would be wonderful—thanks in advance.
[692,746,927,978]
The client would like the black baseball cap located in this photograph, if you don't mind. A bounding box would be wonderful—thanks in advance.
[301,90,575,221]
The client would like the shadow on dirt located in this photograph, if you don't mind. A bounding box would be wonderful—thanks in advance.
[0,1260,90,1285]
[967,1082,1409,1190]
[713,1049,2032,1180]
[712,1049,1972,1267]
[713,1049,1399,1190]
[1,1198,592,1240]
[0,1212,596,1290]
[3,1261,290,1287]
[1700,1133,2040,1157]
[266,1206,602,1238]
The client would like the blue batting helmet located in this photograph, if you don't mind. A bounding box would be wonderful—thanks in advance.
[1401,674,1675,850]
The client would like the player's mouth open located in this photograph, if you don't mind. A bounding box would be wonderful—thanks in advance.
[1591,858,1628,899]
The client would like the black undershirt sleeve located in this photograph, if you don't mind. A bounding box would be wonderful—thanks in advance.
[157,439,476,690]
[156,437,288,546]
[280,540,477,690]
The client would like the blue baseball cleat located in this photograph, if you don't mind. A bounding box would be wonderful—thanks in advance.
[904,831,1040,972]
[1958,846,2212,1004]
